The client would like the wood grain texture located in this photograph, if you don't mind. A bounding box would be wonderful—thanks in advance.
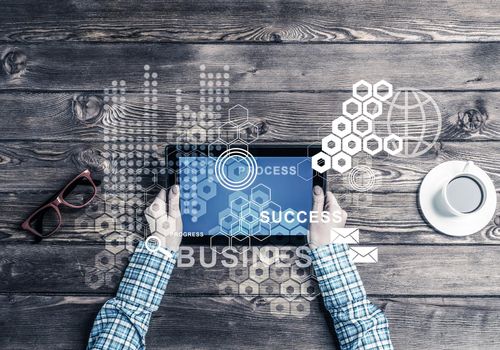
[2,244,500,295]
[1,190,499,244]
[1,141,498,193]
[0,43,499,91]
[0,91,497,141]
[1,295,500,349]
[0,0,499,43]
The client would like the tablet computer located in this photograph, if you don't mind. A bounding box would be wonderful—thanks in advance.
[166,144,325,241]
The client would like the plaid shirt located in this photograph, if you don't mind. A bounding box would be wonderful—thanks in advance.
[88,242,392,350]
[87,241,177,350]
[310,243,394,350]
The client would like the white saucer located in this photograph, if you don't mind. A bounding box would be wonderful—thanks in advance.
[419,160,497,236]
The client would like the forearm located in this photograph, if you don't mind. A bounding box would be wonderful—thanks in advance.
[87,241,177,350]
[310,243,393,350]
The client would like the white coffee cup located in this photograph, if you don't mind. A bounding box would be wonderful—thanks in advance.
[438,161,487,216]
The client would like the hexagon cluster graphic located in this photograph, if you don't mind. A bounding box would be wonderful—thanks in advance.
[313,80,403,174]
[207,184,308,253]
[219,246,319,318]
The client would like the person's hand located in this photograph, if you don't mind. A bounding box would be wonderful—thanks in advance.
[308,185,348,250]
[145,185,183,252]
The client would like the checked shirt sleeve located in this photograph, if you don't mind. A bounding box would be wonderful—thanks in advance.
[310,243,393,350]
[87,241,177,350]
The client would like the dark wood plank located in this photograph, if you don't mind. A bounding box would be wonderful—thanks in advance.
[0,91,497,141]
[1,141,498,193]
[2,244,500,295]
[0,43,499,91]
[1,295,500,349]
[0,0,499,43]
[1,190,499,244]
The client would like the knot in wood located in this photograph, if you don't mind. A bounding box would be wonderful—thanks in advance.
[1,48,27,75]
[72,94,104,124]
[457,109,486,133]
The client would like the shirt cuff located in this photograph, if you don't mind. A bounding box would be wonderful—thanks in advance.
[309,243,367,307]
[116,241,177,312]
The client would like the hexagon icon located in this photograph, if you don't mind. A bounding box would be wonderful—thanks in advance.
[373,80,393,101]
[249,261,270,283]
[230,196,250,215]
[311,151,331,174]
[331,116,352,138]
[259,246,281,265]
[280,279,301,301]
[95,214,115,236]
[342,98,362,119]
[362,97,383,119]
[259,278,279,295]
[291,264,312,283]
[384,134,403,155]
[251,184,271,206]
[220,212,239,235]
[331,152,352,173]
[290,297,311,318]
[105,231,127,255]
[207,139,228,159]
[342,134,362,156]
[239,122,259,144]
[197,178,216,201]
[300,279,320,301]
[321,134,341,156]
[270,297,291,318]
[352,116,373,137]
[297,158,313,181]
[270,263,291,283]
[219,280,239,295]
[239,279,259,300]
[85,268,105,290]
[353,80,373,101]
[95,250,115,270]
[228,104,249,123]
[229,265,249,283]
[218,121,239,143]
[363,134,383,155]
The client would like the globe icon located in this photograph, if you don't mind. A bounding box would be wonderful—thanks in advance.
[385,88,442,157]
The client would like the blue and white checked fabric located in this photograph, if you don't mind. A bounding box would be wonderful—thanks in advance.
[87,241,391,350]
[310,243,394,350]
[87,241,177,350]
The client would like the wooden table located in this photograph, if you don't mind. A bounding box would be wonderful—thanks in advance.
[1,1,499,349]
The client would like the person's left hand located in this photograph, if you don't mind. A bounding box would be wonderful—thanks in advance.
[145,185,183,252]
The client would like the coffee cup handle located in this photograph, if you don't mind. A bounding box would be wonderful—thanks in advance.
[462,161,474,173]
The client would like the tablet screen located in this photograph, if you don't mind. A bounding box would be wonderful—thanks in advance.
[179,156,313,237]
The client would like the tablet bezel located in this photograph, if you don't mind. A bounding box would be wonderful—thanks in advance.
[165,143,326,245]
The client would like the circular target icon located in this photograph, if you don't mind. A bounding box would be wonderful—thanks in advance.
[215,148,258,191]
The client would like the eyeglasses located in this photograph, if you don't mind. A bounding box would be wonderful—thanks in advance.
[21,169,98,238]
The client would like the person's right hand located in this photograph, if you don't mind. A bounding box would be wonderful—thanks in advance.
[308,185,348,250]
[144,185,183,252]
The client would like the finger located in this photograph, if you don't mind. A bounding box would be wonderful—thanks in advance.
[147,189,167,218]
[312,185,325,212]
[325,191,341,214]
[168,185,181,218]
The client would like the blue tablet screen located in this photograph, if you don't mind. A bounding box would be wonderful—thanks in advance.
[179,156,312,236]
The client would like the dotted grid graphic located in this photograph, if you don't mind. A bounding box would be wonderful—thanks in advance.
[312,80,402,174]
[80,66,169,289]
[219,246,319,318]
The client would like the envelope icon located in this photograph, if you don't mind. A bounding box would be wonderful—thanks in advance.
[349,247,378,263]
[330,228,360,244]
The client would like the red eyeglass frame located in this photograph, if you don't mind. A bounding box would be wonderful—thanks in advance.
[21,169,98,238]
